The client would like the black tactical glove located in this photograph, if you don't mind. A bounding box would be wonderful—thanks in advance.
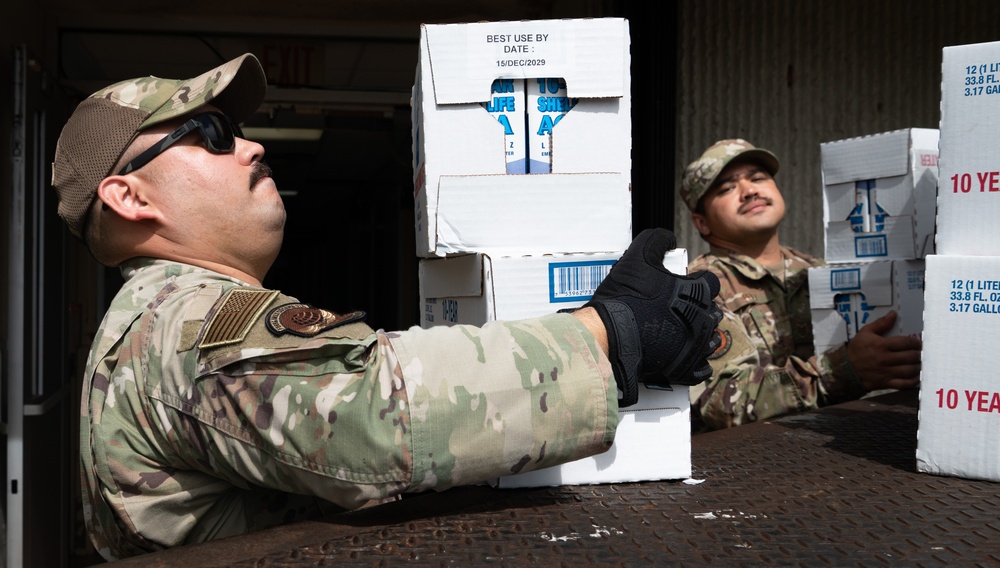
[585,228,723,407]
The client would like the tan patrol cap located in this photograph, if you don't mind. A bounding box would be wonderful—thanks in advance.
[52,53,267,238]
[680,139,780,212]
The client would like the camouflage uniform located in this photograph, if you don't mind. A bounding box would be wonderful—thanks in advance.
[687,246,864,431]
[81,258,617,560]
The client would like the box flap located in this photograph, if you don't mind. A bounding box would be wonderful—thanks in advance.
[665,248,688,275]
[433,172,632,256]
[421,18,628,105]
[908,127,940,154]
[419,254,486,298]
[824,216,917,262]
[812,309,850,351]
[821,129,913,185]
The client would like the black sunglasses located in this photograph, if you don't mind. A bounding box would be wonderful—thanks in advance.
[118,111,244,175]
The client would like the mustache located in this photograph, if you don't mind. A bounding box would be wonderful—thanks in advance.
[249,161,273,190]
[739,196,772,213]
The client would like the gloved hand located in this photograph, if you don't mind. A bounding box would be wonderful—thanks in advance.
[585,228,723,407]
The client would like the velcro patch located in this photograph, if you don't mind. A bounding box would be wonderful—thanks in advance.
[707,328,732,360]
[266,303,367,337]
[199,289,280,349]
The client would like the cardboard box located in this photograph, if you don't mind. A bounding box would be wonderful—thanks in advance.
[937,41,1000,256]
[916,254,1000,481]
[495,385,691,488]
[420,249,687,327]
[808,259,925,354]
[820,128,939,262]
[411,18,632,257]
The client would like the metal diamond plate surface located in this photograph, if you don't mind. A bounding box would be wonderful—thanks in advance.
[109,390,1000,567]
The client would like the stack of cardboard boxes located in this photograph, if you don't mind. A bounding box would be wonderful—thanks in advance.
[916,40,1000,482]
[808,129,937,359]
[410,18,693,487]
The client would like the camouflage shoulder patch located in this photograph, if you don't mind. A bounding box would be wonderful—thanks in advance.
[199,289,280,349]
[266,303,366,337]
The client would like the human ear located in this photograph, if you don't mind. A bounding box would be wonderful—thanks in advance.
[691,213,711,237]
[96,175,160,223]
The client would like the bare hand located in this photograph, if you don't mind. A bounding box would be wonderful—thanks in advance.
[846,310,921,391]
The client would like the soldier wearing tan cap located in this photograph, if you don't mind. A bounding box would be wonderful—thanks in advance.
[679,139,922,432]
[54,54,723,559]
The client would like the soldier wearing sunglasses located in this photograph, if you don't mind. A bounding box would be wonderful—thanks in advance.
[52,53,723,560]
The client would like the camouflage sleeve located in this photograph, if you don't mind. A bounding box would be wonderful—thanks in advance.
[195,315,618,502]
[814,344,866,404]
[386,313,619,491]
[159,310,616,511]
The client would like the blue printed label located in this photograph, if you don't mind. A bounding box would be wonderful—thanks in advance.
[442,299,459,323]
[834,292,873,335]
[482,78,527,174]
[830,268,862,291]
[549,260,616,303]
[526,78,578,174]
[854,235,888,258]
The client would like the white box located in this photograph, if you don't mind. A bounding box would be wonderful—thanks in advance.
[495,385,691,488]
[411,18,632,257]
[808,260,925,354]
[420,249,687,327]
[422,173,631,258]
[820,128,939,262]
[937,41,1000,256]
[916,254,1000,481]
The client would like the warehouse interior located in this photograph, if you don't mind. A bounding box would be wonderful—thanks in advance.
[3,1,1000,565]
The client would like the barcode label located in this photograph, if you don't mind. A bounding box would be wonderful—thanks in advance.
[830,268,862,291]
[549,260,616,303]
[854,235,888,257]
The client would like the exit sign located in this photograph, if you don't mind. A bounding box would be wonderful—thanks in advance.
[255,42,324,87]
